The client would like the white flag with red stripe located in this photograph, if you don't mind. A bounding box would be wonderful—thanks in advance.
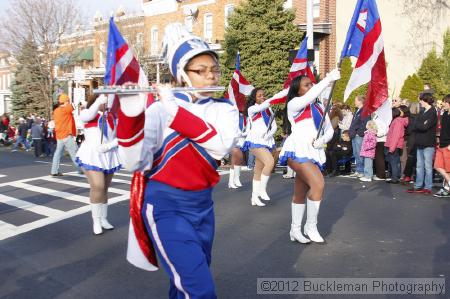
[341,0,388,117]
[224,52,254,112]
[105,17,158,272]
[104,17,154,115]
[269,37,316,104]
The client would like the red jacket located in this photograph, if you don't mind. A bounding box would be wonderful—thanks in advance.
[385,117,409,153]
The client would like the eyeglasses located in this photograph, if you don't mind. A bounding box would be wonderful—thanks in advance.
[186,67,221,77]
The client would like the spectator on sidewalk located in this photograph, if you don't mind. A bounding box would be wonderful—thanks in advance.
[328,130,353,176]
[11,117,31,152]
[338,104,353,131]
[434,94,450,197]
[349,95,369,178]
[385,107,409,184]
[360,121,378,182]
[402,102,420,183]
[50,93,80,176]
[31,117,44,157]
[407,93,437,194]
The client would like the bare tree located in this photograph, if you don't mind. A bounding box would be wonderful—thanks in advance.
[400,0,450,60]
[0,0,82,119]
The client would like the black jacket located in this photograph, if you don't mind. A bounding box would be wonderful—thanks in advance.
[439,111,450,148]
[413,106,437,148]
[349,108,369,138]
[334,140,353,157]
[405,115,417,154]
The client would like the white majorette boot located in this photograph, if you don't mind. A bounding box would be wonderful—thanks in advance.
[259,174,271,201]
[234,166,243,187]
[228,168,238,189]
[251,180,265,206]
[290,203,310,243]
[283,166,295,179]
[91,203,103,235]
[304,199,325,243]
[101,203,114,230]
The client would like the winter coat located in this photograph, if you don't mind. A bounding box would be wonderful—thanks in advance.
[360,130,377,159]
[414,106,437,148]
[31,124,43,139]
[385,117,409,153]
[349,108,370,138]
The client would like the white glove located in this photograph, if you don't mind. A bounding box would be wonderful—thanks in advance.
[118,83,146,117]
[97,144,111,153]
[263,131,274,141]
[156,84,179,117]
[96,94,108,105]
[97,139,118,153]
[312,137,326,149]
[326,68,341,82]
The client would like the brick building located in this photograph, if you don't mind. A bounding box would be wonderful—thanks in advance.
[55,0,339,100]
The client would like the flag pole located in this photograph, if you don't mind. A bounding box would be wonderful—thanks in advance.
[315,59,343,139]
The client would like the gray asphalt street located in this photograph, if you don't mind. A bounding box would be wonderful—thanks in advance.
[0,147,449,299]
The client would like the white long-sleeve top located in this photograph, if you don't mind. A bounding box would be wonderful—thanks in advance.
[117,93,239,191]
[244,100,277,149]
[79,101,118,146]
[287,77,334,145]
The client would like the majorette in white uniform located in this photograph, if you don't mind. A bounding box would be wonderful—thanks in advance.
[235,112,249,149]
[75,99,121,173]
[279,78,334,169]
[243,100,277,151]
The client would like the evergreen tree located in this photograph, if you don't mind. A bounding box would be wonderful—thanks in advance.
[220,0,302,97]
[399,74,424,102]
[11,39,48,121]
[442,29,450,88]
[333,57,368,107]
[417,47,446,99]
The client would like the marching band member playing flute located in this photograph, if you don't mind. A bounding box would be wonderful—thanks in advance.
[279,70,340,244]
[116,23,238,299]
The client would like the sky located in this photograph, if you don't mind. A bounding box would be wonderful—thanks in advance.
[0,0,143,20]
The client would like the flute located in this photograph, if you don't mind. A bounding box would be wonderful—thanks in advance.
[93,86,225,95]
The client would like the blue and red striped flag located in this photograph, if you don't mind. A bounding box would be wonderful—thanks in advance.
[341,0,388,116]
[105,17,154,114]
[224,52,254,112]
[269,38,316,104]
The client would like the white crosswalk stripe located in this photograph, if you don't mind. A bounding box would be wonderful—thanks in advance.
[0,172,131,241]
[0,168,233,241]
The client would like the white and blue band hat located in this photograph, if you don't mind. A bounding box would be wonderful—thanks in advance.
[162,23,218,85]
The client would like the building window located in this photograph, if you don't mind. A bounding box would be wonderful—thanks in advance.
[314,43,320,74]
[204,13,213,42]
[7,74,10,89]
[136,33,143,47]
[224,5,234,27]
[99,42,105,67]
[185,16,194,32]
[313,0,320,18]
[151,27,159,55]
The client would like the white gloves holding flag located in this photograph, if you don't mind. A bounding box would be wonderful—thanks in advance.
[312,137,326,149]
[97,139,119,153]
[263,131,274,141]
[325,68,341,82]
